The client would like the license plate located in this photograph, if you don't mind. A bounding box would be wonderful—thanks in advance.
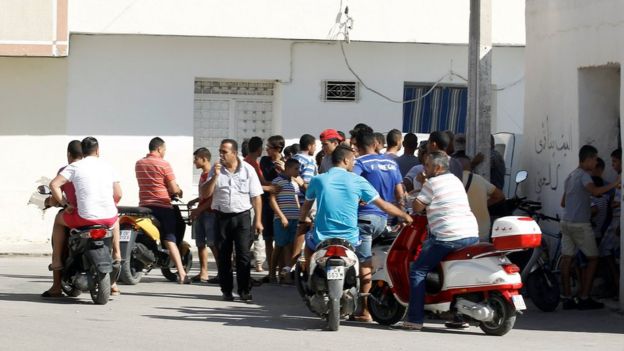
[326,266,345,280]
[511,294,526,310]
[120,230,132,242]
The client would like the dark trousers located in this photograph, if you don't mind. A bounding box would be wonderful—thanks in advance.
[215,210,252,295]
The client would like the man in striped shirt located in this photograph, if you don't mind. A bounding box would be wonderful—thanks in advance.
[404,150,478,330]
[135,137,189,284]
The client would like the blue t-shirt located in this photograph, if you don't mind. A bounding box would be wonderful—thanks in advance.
[292,153,318,204]
[352,154,402,218]
[305,167,379,246]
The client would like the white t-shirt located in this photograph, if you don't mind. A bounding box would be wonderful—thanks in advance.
[60,156,119,219]
[416,173,479,241]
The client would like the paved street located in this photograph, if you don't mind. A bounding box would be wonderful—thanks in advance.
[1,256,622,351]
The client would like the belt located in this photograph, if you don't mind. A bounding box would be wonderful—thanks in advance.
[357,219,372,225]
[215,209,250,217]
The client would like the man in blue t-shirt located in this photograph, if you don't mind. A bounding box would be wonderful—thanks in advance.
[351,131,405,321]
[298,145,412,270]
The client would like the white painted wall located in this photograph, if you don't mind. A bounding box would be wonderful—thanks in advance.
[0,34,524,251]
[522,0,624,217]
[68,0,526,45]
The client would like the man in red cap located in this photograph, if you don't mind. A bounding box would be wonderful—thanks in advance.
[319,129,343,174]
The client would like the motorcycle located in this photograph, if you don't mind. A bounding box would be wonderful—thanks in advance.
[368,214,540,336]
[117,200,192,284]
[36,185,114,305]
[293,238,360,331]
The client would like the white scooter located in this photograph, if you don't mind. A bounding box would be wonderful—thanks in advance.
[368,215,541,335]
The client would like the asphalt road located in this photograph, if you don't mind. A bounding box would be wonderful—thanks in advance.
[1,256,622,351]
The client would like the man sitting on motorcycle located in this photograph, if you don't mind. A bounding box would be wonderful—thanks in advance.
[406,150,479,330]
[298,145,412,269]
[43,137,122,297]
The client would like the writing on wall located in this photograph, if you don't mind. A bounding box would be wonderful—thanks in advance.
[533,115,571,195]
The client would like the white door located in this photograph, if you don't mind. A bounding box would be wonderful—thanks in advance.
[193,80,275,187]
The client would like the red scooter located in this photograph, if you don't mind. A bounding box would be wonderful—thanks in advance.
[368,215,541,336]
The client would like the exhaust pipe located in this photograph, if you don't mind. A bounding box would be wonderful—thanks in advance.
[455,298,494,322]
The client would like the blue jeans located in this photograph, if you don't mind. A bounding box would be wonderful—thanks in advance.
[407,236,478,324]
[356,214,388,262]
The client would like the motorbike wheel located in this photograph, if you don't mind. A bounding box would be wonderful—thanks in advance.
[327,297,341,331]
[119,256,144,285]
[89,271,111,305]
[479,292,516,336]
[161,247,193,282]
[526,269,560,312]
[61,279,81,297]
[368,282,406,326]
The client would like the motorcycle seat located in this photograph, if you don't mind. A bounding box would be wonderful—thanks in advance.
[72,224,110,231]
[316,238,355,252]
[443,242,497,261]
[117,206,153,217]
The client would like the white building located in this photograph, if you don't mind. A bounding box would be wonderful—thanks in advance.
[522,0,623,305]
[0,0,526,249]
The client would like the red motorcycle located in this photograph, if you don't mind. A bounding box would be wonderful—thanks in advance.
[369,215,541,335]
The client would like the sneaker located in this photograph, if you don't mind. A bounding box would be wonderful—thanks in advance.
[398,321,423,331]
[562,297,578,310]
[222,292,234,301]
[239,291,253,302]
[577,297,604,310]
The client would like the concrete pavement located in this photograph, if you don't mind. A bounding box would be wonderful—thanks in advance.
[0,256,622,351]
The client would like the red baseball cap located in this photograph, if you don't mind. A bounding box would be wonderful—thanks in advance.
[320,129,344,142]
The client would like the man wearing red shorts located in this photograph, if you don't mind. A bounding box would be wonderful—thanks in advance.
[44,137,122,297]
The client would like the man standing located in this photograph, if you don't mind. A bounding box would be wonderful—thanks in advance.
[352,131,405,322]
[290,134,318,266]
[188,147,219,284]
[560,145,619,310]
[396,133,420,177]
[135,137,188,284]
[202,139,264,301]
[385,129,403,159]
[44,137,122,297]
[318,129,343,174]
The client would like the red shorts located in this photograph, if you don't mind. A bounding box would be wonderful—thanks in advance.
[63,211,117,229]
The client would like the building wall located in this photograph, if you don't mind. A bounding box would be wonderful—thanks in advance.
[68,0,526,45]
[0,34,524,249]
[522,0,624,221]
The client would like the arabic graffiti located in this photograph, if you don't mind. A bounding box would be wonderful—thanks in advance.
[534,115,572,155]
[533,115,570,195]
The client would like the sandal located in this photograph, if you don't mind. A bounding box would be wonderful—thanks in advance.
[398,321,423,331]
[110,284,121,296]
[178,276,192,285]
[41,290,64,298]
[353,315,373,323]
[191,275,208,283]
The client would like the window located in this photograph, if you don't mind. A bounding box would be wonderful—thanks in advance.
[323,81,358,102]
[402,84,467,133]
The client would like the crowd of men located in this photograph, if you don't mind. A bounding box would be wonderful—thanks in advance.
[40,123,620,329]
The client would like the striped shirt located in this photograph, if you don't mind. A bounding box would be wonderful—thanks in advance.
[292,152,317,203]
[135,154,176,208]
[416,173,478,241]
[272,175,300,219]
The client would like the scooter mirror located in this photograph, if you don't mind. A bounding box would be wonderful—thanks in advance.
[37,185,51,195]
[515,170,528,184]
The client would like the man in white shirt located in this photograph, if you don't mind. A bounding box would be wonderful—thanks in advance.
[202,139,263,302]
[43,137,122,298]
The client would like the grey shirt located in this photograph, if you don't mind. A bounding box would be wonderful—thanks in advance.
[209,160,263,213]
[396,154,420,177]
[319,154,333,174]
[562,168,593,223]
